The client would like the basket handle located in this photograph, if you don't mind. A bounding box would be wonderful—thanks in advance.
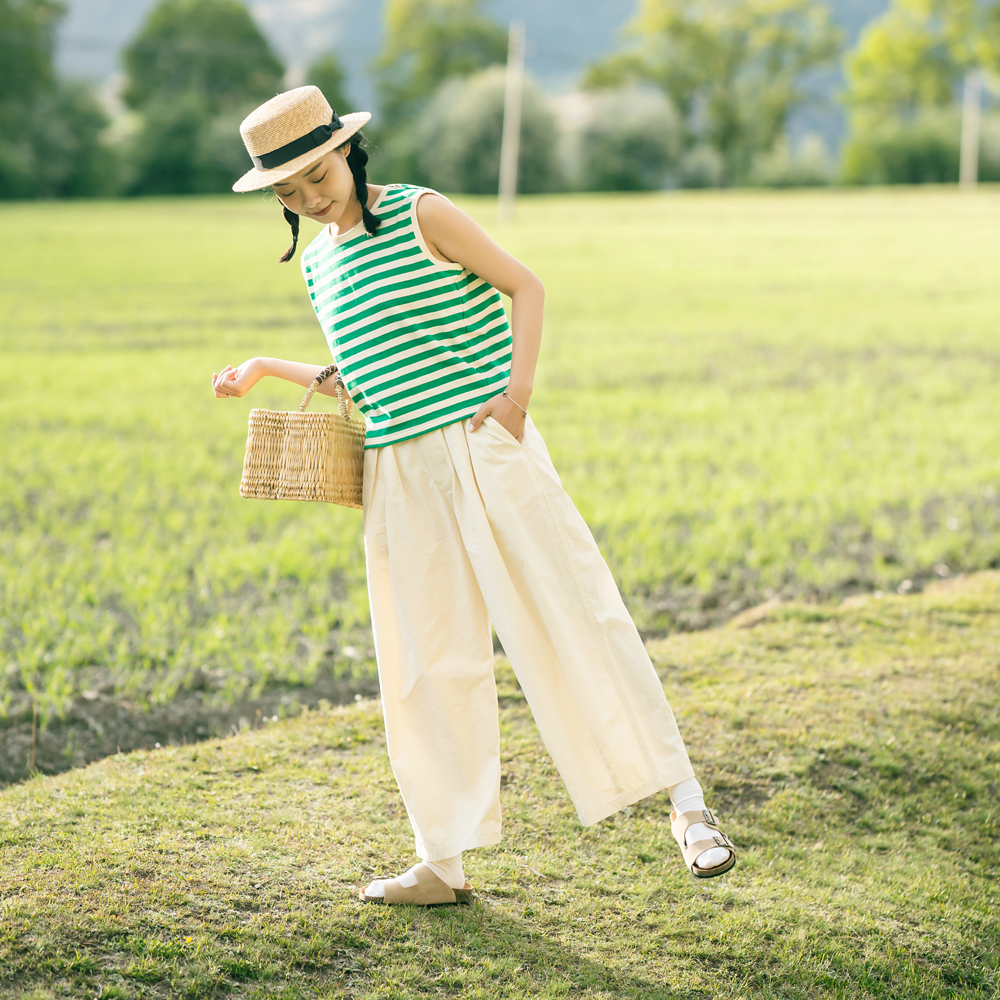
[299,363,352,420]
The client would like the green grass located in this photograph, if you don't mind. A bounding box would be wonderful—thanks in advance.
[2,572,997,998]
[4,188,1000,721]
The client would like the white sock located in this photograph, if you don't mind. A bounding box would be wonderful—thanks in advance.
[669,778,731,870]
[364,853,465,898]
[423,853,466,889]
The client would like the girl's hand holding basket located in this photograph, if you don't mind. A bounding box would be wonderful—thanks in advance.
[214,359,365,509]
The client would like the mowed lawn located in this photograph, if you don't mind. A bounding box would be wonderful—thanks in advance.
[3,187,1000,718]
[1,573,998,998]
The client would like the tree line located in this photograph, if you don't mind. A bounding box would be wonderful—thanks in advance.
[2,0,999,200]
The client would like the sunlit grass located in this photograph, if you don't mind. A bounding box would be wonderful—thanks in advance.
[1,573,997,997]
[3,188,1000,719]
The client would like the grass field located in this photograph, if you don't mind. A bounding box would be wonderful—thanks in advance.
[1,573,997,998]
[3,187,1000,739]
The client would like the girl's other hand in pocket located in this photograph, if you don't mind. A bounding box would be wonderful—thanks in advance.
[468,393,525,442]
[212,358,267,398]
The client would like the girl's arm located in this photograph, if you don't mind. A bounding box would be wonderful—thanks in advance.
[211,358,346,398]
[416,194,544,441]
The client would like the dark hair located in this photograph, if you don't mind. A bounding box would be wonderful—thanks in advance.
[278,130,380,263]
[278,204,299,263]
[346,132,382,239]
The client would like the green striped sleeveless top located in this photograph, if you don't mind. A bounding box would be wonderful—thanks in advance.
[300,184,513,449]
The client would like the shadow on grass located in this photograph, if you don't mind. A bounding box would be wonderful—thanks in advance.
[5,849,995,999]
[349,900,706,999]
[0,671,380,787]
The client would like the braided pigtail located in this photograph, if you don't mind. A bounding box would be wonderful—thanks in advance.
[345,132,381,237]
[278,204,300,263]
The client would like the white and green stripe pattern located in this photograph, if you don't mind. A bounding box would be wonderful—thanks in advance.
[300,184,513,449]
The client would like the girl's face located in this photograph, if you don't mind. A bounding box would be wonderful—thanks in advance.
[272,146,356,224]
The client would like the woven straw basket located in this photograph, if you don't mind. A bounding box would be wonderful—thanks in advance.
[240,364,365,508]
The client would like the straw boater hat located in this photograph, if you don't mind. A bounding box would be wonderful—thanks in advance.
[233,86,370,193]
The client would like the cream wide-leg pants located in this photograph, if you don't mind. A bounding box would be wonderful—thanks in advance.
[362,414,694,862]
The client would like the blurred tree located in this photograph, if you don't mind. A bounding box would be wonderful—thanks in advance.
[676,143,725,188]
[841,110,1000,186]
[844,0,1000,127]
[0,0,63,195]
[750,133,833,187]
[127,93,208,195]
[0,0,62,108]
[30,82,119,196]
[416,66,561,194]
[121,0,282,194]
[842,110,959,184]
[373,0,507,129]
[0,0,116,198]
[577,90,681,191]
[193,106,254,191]
[979,114,1000,181]
[584,0,840,186]
[306,52,352,114]
[124,93,256,194]
[122,0,284,114]
[841,0,1000,184]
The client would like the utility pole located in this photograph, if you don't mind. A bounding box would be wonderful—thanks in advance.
[960,68,982,189]
[498,18,526,225]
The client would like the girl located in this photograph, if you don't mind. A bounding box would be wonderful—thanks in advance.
[213,86,736,905]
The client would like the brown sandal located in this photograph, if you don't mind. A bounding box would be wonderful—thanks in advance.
[358,863,475,905]
[671,808,737,879]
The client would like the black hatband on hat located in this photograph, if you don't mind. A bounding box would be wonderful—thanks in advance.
[251,112,345,171]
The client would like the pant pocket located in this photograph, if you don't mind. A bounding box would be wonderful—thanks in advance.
[484,415,522,446]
